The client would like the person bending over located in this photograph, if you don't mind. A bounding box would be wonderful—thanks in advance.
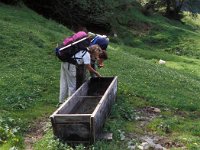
[58,44,102,105]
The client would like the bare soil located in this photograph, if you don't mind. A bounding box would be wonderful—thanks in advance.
[24,106,186,150]
[24,117,49,150]
[125,106,186,150]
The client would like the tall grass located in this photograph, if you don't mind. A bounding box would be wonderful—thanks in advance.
[1,2,200,149]
[0,4,71,148]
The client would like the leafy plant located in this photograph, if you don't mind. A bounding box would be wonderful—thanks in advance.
[0,117,21,147]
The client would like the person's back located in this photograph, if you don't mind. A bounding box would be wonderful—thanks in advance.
[74,50,90,89]
[74,50,90,65]
[90,35,109,51]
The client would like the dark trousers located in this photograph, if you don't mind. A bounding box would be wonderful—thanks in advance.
[90,60,96,77]
[76,65,87,89]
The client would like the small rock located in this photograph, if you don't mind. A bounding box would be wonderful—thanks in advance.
[138,142,152,150]
[142,142,150,150]
[152,107,161,113]
[143,137,156,147]
[155,144,166,150]
[128,145,136,150]
[159,59,166,65]
[135,116,148,121]
[137,145,144,150]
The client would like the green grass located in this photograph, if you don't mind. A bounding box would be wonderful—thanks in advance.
[0,3,71,149]
[101,44,200,111]
[1,2,200,150]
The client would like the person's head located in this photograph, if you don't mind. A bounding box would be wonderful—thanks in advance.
[88,44,102,61]
[87,32,96,42]
[88,44,108,68]
[99,50,108,60]
[74,25,88,33]
[96,36,109,51]
[98,50,108,68]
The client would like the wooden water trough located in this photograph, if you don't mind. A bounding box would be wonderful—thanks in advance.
[50,76,118,144]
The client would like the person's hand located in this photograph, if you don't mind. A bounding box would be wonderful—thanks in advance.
[97,59,104,68]
[96,72,101,77]
[98,64,104,68]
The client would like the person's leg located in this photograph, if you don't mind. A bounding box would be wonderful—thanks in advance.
[66,63,76,96]
[76,64,88,89]
[90,60,96,77]
[59,62,68,103]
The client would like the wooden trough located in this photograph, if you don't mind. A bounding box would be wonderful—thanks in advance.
[50,76,118,144]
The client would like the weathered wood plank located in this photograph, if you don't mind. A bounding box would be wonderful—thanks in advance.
[91,76,118,141]
[50,76,118,144]
[58,82,89,114]
[54,123,91,141]
[53,114,91,123]
[92,76,118,115]
[87,77,114,96]
[51,81,89,116]
[72,96,102,114]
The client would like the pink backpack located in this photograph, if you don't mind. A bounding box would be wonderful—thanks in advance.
[63,31,88,46]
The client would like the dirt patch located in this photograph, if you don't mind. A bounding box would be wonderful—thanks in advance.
[125,133,186,150]
[123,106,186,150]
[24,117,49,150]
[134,106,161,128]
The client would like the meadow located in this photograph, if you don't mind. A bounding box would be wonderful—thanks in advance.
[0,3,200,150]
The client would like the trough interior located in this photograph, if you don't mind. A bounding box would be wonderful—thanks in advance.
[51,77,116,143]
[87,77,114,96]
[70,96,102,114]
[58,77,114,114]
[68,77,114,114]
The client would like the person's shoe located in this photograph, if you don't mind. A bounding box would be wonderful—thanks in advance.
[56,102,63,108]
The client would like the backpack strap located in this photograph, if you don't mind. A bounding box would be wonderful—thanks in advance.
[60,37,89,51]
[72,49,88,63]
[91,36,98,44]
[81,49,87,57]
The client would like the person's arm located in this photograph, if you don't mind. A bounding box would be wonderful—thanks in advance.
[85,64,101,77]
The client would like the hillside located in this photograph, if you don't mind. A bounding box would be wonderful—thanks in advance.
[1,2,200,150]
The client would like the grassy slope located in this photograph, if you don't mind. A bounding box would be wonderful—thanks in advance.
[1,2,200,150]
[0,3,72,149]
